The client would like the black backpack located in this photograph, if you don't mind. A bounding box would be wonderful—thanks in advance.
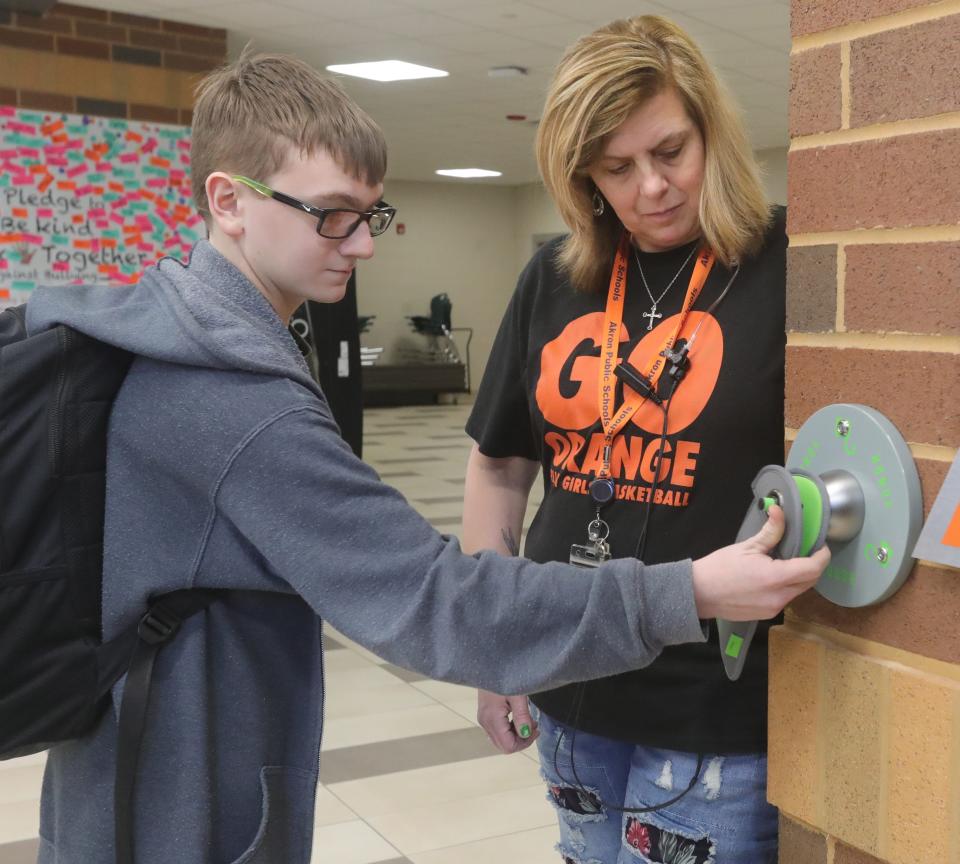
[0,304,220,863]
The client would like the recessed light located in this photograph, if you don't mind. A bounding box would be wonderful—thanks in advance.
[435,169,503,179]
[325,60,448,82]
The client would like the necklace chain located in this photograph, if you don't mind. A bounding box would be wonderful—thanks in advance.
[634,241,699,308]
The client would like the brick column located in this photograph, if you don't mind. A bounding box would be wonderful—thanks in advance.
[773,2,960,863]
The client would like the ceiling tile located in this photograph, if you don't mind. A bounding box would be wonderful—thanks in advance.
[373,11,478,38]
[274,0,397,19]
[437,2,580,30]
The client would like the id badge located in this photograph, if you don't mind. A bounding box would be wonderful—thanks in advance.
[569,542,611,568]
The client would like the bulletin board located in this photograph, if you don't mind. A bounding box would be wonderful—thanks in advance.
[0,105,204,310]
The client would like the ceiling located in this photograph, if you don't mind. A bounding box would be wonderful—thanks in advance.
[78,0,791,185]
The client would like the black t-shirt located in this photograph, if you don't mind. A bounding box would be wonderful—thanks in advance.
[466,207,787,754]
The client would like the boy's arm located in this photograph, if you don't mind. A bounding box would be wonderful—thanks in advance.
[212,405,708,697]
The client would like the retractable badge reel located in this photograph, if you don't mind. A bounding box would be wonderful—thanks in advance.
[717,404,923,680]
[570,477,616,568]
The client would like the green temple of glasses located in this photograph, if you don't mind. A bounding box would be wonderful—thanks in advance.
[232,175,396,239]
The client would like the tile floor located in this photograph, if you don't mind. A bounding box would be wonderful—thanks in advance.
[0,403,561,864]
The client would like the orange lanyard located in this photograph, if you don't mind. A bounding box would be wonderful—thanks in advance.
[596,233,715,479]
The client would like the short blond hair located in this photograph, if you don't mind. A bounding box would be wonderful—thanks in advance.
[536,15,771,293]
[191,47,387,219]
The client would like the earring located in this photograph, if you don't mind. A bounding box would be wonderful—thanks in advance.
[592,190,605,217]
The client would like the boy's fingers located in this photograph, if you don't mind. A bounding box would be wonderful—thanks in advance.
[781,544,831,588]
[745,503,785,554]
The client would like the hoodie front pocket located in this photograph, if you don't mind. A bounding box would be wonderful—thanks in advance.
[230,765,317,864]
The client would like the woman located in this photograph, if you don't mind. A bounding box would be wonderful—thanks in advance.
[463,16,786,864]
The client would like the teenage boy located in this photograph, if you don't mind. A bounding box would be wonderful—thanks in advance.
[27,51,828,863]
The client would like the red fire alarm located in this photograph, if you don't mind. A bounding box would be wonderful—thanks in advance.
[396,222,406,235]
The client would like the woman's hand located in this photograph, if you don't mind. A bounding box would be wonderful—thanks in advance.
[477,690,538,754]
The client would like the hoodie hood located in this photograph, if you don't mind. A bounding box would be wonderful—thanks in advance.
[26,240,321,397]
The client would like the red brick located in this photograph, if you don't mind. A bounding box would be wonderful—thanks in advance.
[163,51,217,73]
[844,242,960,336]
[12,11,73,33]
[112,44,160,67]
[834,841,888,864]
[75,96,126,119]
[0,86,16,105]
[177,35,226,58]
[787,245,837,332]
[916,456,950,519]
[0,26,54,51]
[74,19,127,43]
[49,3,108,21]
[18,89,74,112]
[790,44,842,137]
[56,35,108,59]
[851,15,960,127]
[129,103,179,124]
[788,130,960,234]
[779,814,828,864]
[129,28,179,51]
[109,11,160,30]
[792,0,933,37]
[786,345,958,445]
[790,562,960,665]
[160,19,225,39]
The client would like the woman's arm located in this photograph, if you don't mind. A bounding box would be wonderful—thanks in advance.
[461,443,542,753]
[461,443,539,558]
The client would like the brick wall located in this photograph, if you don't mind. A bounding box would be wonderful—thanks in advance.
[775,1,960,863]
[0,2,226,123]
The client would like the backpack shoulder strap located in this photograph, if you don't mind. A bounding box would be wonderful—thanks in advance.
[112,589,225,864]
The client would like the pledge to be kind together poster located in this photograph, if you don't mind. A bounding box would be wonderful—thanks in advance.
[0,105,204,310]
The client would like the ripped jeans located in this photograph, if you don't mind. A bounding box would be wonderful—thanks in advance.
[534,709,777,864]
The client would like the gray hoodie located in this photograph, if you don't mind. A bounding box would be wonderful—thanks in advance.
[27,241,706,864]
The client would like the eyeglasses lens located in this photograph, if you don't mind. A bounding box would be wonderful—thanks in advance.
[316,207,394,239]
[320,211,361,239]
[368,211,392,236]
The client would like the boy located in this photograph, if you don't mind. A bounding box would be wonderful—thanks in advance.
[27,51,827,863]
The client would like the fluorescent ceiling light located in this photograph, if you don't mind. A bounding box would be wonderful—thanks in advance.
[326,60,448,82]
[435,169,503,179]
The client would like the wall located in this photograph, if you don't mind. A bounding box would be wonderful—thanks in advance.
[773,2,960,862]
[512,181,566,277]
[360,178,520,394]
[0,2,225,122]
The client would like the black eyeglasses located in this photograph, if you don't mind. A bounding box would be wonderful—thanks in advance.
[233,175,396,239]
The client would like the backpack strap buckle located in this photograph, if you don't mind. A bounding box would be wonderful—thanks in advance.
[136,605,180,645]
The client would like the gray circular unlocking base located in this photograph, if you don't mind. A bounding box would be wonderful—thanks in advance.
[786,404,922,607]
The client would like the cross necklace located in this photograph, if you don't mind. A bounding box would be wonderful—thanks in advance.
[634,241,700,330]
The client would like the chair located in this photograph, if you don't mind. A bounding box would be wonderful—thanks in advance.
[404,293,473,390]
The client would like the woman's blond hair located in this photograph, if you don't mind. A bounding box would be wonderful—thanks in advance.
[536,15,771,293]
[191,46,387,220]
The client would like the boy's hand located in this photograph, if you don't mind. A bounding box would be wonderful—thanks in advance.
[691,505,830,621]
